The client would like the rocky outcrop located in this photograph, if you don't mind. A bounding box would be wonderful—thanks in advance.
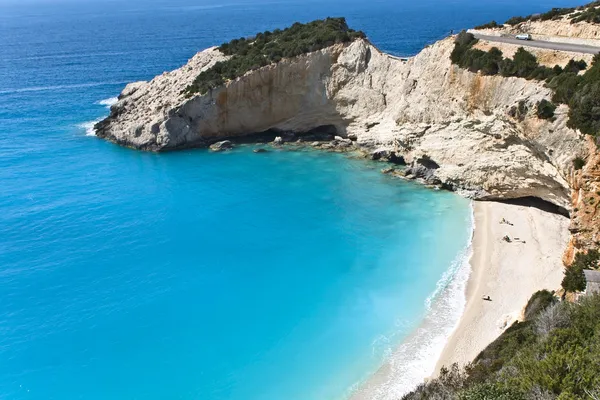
[97,36,589,212]
[565,137,600,263]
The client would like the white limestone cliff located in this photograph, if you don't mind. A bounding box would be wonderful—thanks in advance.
[96,37,589,210]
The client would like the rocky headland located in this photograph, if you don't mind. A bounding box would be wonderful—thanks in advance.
[96,22,595,215]
[95,10,600,398]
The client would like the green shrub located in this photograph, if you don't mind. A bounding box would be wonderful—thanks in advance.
[184,18,365,96]
[403,294,600,399]
[564,59,587,73]
[570,3,600,23]
[474,21,500,29]
[536,99,557,119]
[540,7,576,21]
[505,16,527,25]
[573,156,586,170]
[562,250,599,292]
[547,72,583,104]
[512,47,539,78]
[574,249,600,269]
[458,383,525,400]
[567,79,600,135]
[524,290,556,319]
[562,264,587,292]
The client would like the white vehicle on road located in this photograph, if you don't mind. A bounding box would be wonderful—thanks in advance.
[516,33,532,40]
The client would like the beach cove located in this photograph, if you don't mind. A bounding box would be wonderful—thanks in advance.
[0,0,588,398]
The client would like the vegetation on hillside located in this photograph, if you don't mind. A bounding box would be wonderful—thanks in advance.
[475,2,600,28]
[562,249,600,292]
[402,291,600,399]
[184,18,365,96]
[536,99,556,119]
[503,1,600,25]
[450,31,600,137]
[473,21,500,30]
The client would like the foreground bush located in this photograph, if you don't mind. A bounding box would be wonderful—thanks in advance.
[402,292,600,399]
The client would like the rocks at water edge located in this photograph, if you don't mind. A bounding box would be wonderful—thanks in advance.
[95,32,585,211]
[209,140,233,152]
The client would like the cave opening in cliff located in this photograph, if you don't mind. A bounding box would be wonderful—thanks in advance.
[495,197,570,217]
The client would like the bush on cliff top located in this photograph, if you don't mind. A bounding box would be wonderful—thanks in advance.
[184,18,365,96]
[402,292,600,400]
[473,20,501,30]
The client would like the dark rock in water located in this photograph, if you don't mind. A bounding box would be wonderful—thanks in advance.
[300,133,335,142]
[388,152,405,165]
[209,140,233,152]
[253,148,268,153]
[415,155,440,170]
[371,149,388,160]
[370,150,405,165]
[405,155,441,185]
[333,136,353,148]
[281,132,296,142]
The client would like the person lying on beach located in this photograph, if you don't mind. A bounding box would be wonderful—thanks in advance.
[482,295,492,301]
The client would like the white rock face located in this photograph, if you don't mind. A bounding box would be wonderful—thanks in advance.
[97,38,586,209]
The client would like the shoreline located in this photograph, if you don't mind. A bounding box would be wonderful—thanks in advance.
[348,202,475,400]
[349,200,570,399]
[433,200,570,372]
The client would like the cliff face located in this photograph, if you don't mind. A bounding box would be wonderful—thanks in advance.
[97,37,589,212]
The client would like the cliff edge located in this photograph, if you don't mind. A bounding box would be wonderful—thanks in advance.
[96,34,590,212]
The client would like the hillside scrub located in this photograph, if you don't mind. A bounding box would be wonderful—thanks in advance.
[474,21,500,30]
[536,99,556,119]
[503,1,600,25]
[402,292,600,399]
[451,31,599,137]
[562,249,600,292]
[184,18,365,96]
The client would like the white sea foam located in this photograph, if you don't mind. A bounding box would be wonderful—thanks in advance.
[349,202,475,399]
[78,119,101,136]
[78,96,118,136]
[97,97,118,108]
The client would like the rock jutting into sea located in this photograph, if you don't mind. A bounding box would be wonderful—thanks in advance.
[95,17,600,257]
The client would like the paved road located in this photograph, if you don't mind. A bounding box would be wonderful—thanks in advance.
[472,33,600,55]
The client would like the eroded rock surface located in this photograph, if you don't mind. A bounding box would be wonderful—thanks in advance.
[97,37,589,212]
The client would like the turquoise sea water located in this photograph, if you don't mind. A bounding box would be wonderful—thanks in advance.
[0,0,585,399]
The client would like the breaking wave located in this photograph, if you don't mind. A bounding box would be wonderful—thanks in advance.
[97,97,118,108]
[349,202,475,399]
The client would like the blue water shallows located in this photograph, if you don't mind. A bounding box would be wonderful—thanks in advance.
[0,0,586,398]
[1,141,472,399]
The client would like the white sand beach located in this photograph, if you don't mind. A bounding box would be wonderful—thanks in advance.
[350,200,570,399]
[434,200,570,372]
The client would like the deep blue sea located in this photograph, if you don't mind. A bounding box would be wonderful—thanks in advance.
[0,0,585,399]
